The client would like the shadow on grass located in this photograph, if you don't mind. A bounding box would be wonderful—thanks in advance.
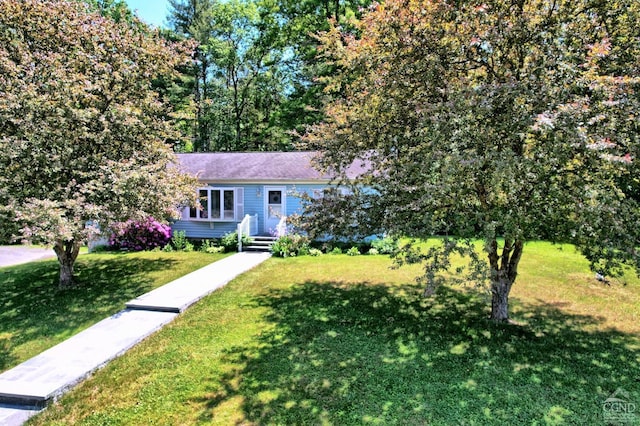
[193,281,639,425]
[0,254,178,372]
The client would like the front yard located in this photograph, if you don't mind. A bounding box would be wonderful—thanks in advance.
[0,251,227,373]
[19,241,640,425]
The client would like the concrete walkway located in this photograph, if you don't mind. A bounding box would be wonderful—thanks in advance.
[0,251,271,426]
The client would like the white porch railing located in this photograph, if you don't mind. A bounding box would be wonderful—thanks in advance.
[275,216,288,238]
[238,214,258,252]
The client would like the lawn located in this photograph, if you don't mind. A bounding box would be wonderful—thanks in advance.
[0,251,227,373]
[25,242,640,425]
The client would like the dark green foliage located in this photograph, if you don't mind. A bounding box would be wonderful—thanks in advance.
[168,230,194,252]
[220,231,251,252]
[370,237,398,255]
[198,239,225,254]
[346,246,361,256]
[83,0,136,24]
[165,0,375,152]
[0,211,19,244]
[271,234,310,257]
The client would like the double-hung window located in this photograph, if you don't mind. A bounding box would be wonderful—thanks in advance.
[188,187,243,221]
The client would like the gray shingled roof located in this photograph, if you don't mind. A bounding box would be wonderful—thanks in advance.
[177,151,367,182]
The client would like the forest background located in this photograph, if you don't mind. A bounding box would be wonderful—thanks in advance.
[95,0,367,153]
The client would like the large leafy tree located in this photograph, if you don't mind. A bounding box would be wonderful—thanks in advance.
[167,0,375,152]
[273,0,373,142]
[168,0,215,152]
[305,0,640,321]
[170,0,293,151]
[206,0,282,151]
[84,0,136,23]
[0,0,197,288]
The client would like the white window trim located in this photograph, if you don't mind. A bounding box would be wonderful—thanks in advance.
[187,187,242,222]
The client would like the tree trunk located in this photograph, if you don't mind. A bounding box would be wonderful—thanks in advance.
[487,239,524,322]
[231,70,243,150]
[491,277,511,322]
[53,239,81,289]
[194,56,202,151]
[198,57,210,151]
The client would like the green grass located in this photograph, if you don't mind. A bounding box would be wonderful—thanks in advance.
[0,251,227,372]
[23,242,640,425]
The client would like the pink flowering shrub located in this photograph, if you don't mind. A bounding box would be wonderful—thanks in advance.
[109,217,172,251]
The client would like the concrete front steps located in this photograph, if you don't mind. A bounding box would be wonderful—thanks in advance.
[244,235,277,252]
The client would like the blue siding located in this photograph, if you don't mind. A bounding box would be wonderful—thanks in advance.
[286,184,318,215]
[172,183,328,238]
[244,184,263,233]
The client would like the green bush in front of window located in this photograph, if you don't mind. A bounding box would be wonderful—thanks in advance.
[167,230,194,252]
[346,246,361,256]
[370,237,398,255]
[220,231,251,252]
[271,234,310,258]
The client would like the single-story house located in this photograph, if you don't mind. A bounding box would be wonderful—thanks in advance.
[172,151,366,240]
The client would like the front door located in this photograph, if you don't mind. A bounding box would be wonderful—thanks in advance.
[264,186,286,235]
